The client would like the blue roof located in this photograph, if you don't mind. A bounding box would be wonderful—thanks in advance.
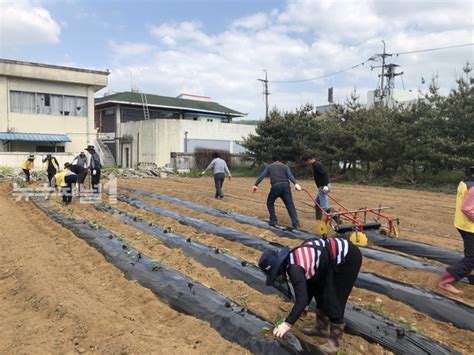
[0,132,71,142]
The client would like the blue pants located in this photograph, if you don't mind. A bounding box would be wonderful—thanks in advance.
[214,172,225,198]
[267,182,299,227]
[447,229,474,282]
[316,183,331,210]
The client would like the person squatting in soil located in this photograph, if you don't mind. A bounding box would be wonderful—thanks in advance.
[252,157,301,229]
[65,162,88,196]
[21,154,35,183]
[42,154,59,188]
[259,237,362,353]
[86,145,102,194]
[439,166,474,293]
[51,163,78,205]
[201,152,232,199]
[302,154,333,220]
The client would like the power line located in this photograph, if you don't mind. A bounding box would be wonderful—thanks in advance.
[267,42,474,84]
[394,42,474,56]
[269,61,368,83]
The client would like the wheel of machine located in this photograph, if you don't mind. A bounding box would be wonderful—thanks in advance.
[349,231,368,247]
[315,220,329,236]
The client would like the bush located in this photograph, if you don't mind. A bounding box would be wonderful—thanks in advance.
[0,166,14,175]
[194,148,231,169]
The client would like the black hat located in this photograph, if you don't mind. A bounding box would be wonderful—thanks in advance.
[85,145,95,151]
[27,154,35,160]
[258,247,290,286]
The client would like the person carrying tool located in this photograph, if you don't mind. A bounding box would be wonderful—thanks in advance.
[259,237,362,353]
[302,154,332,219]
[252,156,301,230]
[201,152,231,199]
[42,154,59,187]
[65,162,87,195]
[21,154,35,183]
[85,145,102,194]
[439,166,474,294]
[51,163,78,205]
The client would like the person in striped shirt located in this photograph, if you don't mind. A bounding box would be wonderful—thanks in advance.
[259,237,362,353]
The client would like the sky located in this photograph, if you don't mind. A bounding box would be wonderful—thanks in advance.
[0,0,473,120]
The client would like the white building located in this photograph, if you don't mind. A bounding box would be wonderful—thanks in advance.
[0,59,109,168]
[95,91,256,168]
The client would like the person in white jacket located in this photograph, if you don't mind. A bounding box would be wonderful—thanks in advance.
[201,152,231,199]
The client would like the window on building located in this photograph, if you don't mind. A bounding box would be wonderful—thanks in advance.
[9,90,87,117]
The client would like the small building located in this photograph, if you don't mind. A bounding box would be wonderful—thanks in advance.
[95,91,256,168]
[0,59,109,168]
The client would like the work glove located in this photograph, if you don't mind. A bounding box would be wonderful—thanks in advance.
[92,169,97,176]
[201,171,205,176]
[228,175,232,181]
[273,322,291,338]
[252,186,258,193]
[294,183,302,191]
[323,185,330,194]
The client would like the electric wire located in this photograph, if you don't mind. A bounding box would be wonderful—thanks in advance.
[268,42,473,84]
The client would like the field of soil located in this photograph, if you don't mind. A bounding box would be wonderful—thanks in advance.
[1,176,472,354]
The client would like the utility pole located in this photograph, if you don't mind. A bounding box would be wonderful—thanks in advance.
[257,70,270,119]
[380,40,386,98]
[370,40,393,104]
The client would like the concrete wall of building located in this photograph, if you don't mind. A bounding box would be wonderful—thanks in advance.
[119,119,256,168]
[0,60,108,158]
[0,60,108,88]
[170,152,253,170]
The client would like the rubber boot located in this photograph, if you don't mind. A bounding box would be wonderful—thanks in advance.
[315,206,323,220]
[317,323,345,354]
[438,272,464,296]
[301,311,330,337]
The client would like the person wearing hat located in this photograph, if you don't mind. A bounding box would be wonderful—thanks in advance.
[85,145,102,194]
[259,237,362,353]
[51,163,78,205]
[439,166,474,293]
[42,154,59,187]
[252,156,302,230]
[21,155,35,183]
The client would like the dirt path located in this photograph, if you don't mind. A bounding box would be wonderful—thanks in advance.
[0,183,246,354]
[121,178,464,251]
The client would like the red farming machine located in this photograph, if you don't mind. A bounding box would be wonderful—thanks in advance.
[302,189,400,246]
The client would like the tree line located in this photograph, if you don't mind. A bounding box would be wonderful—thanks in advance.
[243,75,473,180]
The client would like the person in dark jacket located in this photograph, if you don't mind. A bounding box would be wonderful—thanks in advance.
[85,145,102,194]
[252,156,302,230]
[65,162,87,195]
[259,237,362,353]
[303,155,332,219]
[42,154,59,187]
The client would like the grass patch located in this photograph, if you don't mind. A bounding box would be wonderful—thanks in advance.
[0,166,15,175]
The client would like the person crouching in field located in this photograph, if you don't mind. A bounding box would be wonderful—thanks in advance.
[65,162,88,196]
[439,166,474,293]
[21,154,35,183]
[259,237,362,353]
[51,163,78,205]
[201,152,232,199]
